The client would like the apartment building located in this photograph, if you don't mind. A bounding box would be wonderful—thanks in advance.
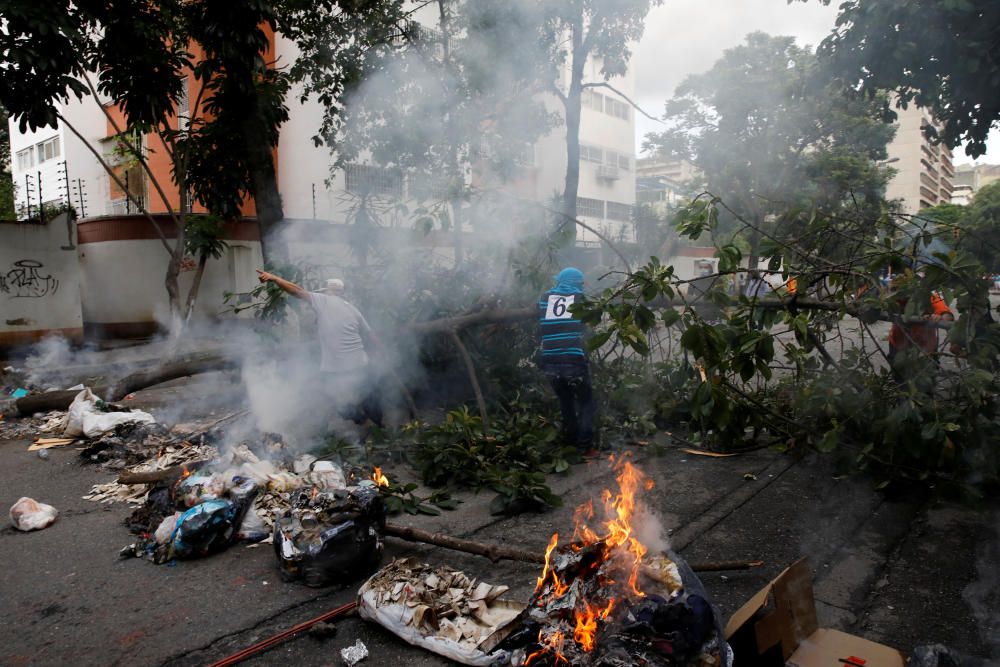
[275,33,638,247]
[884,104,955,213]
[951,163,1000,205]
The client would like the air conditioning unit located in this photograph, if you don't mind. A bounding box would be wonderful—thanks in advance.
[596,164,620,181]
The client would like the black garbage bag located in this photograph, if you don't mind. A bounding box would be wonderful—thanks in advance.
[274,485,386,587]
[171,498,241,558]
[907,645,990,667]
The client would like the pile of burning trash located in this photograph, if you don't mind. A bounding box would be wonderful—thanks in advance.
[492,460,728,667]
[348,459,729,667]
[107,434,391,584]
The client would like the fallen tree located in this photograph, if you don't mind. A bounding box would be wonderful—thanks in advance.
[12,354,238,416]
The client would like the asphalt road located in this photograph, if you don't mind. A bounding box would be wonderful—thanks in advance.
[2,427,997,666]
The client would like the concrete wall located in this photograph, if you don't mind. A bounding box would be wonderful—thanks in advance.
[0,214,83,348]
[77,216,263,337]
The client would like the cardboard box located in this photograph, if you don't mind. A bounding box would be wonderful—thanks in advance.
[725,558,906,667]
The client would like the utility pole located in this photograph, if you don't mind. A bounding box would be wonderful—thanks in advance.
[37,170,43,223]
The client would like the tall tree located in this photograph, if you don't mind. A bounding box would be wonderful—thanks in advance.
[0,105,14,219]
[324,0,553,267]
[800,0,1000,158]
[538,0,662,230]
[0,0,405,327]
[645,33,896,269]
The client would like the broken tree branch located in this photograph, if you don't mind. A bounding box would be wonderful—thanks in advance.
[383,523,762,573]
[448,329,489,428]
[13,353,237,416]
[385,523,543,563]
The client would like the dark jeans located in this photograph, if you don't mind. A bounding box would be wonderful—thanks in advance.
[544,365,594,450]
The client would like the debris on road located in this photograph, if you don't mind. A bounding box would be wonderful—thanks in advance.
[340,639,369,666]
[358,558,523,666]
[493,459,729,666]
[9,496,59,531]
[28,437,77,450]
[727,558,905,665]
[275,484,386,586]
[206,601,359,667]
[64,387,156,439]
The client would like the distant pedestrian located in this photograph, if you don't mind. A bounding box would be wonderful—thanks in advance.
[537,267,596,458]
[256,270,383,428]
[887,287,953,363]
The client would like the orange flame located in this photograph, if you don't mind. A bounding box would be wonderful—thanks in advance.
[181,466,191,479]
[525,630,570,665]
[533,456,656,656]
[371,467,389,488]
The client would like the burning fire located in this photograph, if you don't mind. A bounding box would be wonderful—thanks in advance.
[181,465,191,479]
[528,456,657,662]
[371,467,389,488]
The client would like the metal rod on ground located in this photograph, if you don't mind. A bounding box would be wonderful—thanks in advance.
[206,601,358,667]
[383,523,762,573]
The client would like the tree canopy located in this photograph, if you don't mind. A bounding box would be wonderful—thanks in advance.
[801,0,1000,158]
[645,32,896,266]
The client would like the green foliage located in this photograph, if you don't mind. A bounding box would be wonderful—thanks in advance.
[578,202,1000,492]
[958,182,1000,273]
[645,32,896,256]
[402,402,573,515]
[803,0,1000,158]
[223,261,316,323]
[184,214,228,261]
[380,480,461,516]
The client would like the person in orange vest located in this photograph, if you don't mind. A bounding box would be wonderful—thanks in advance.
[887,290,953,363]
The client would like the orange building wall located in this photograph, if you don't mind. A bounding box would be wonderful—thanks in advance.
[102,27,278,219]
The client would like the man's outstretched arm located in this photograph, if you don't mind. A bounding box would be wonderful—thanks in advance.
[256,269,309,300]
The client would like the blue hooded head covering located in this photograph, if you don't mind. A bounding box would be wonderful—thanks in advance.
[552,267,584,295]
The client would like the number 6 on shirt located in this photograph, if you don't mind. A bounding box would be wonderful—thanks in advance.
[545,294,575,320]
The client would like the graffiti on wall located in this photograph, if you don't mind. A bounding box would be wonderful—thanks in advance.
[0,260,60,298]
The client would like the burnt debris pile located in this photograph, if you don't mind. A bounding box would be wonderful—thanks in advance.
[274,485,387,587]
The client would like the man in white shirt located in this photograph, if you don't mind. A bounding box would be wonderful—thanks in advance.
[256,269,383,426]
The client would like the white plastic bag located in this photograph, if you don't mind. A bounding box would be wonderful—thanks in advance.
[9,497,59,531]
[64,388,98,437]
[63,388,156,438]
[154,512,183,544]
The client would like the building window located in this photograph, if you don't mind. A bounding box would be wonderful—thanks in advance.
[580,144,603,164]
[16,148,34,171]
[582,89,605,112]
[606,201,632,222]
[344,163,404,199]
[36,137,60,164]
[577,197,604,218]
[605,98,631,120]
[617,154,631,170]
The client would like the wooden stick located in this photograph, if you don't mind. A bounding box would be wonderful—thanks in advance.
[447,330,489,428]
[385,523,542,564]
[117,460,209,485]
[383,523,762,573]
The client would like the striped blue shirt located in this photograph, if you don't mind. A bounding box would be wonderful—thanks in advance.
[538,290,587,366]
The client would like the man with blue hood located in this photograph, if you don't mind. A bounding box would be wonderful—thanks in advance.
[538,267,596,457]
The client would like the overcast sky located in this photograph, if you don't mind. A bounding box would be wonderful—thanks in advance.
[632,0,998,165]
